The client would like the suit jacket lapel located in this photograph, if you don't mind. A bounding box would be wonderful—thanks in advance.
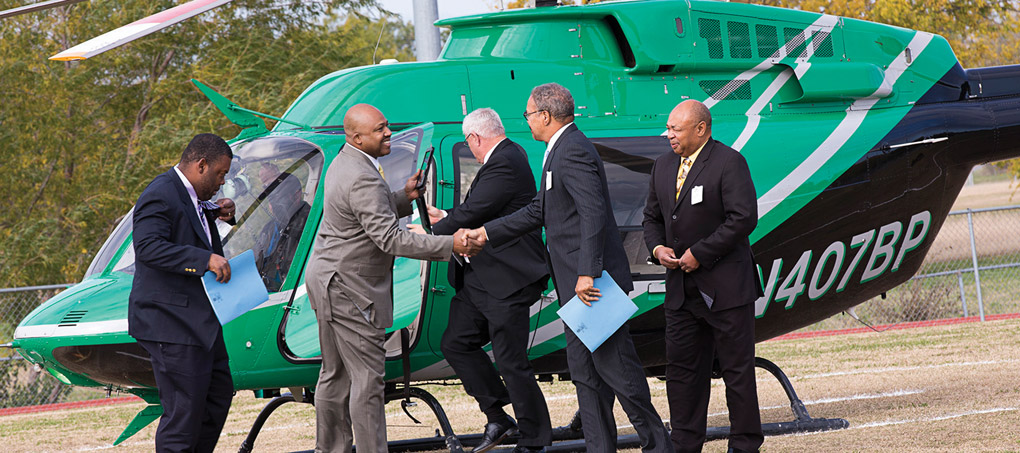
[168,169,213,249]
[673,139,715,214]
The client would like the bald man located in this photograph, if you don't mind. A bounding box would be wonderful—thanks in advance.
[305,104,480,452]
[642,100,764,453]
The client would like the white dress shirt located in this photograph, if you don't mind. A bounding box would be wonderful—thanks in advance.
[173,165,212,245]
[542,122,573,169]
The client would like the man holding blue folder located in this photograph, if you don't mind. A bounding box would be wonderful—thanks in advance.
[129,133,237,452]
[466,84,672,453]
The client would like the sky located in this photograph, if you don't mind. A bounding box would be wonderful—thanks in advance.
[374,0,502,22]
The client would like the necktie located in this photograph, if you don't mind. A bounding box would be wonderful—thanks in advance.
[675,157,692,201]
[377,164,385,179]
[197,201,214,245]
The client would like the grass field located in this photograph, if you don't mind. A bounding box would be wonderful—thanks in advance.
[1,319,1018,452]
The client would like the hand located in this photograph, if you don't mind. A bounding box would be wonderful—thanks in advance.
[407,224,427,235]
[215,198,236,222]
[426,204,444,225]
[208,253,231,283]
[679,248,700,273]
[404,170,424,201]
[654,246,681,270]
[575,275,601,306]
[463,227,488,249]
[452,228,484,256]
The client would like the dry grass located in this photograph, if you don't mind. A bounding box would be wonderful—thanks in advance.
[1,319,1019,452]
[952,180,1018,211]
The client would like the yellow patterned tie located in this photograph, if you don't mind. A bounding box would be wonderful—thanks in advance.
[675,157,692,201]
[378,164,385,179]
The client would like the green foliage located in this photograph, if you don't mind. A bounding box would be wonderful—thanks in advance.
[0,0,416,287]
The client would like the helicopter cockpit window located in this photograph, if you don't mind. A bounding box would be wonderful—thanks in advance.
[593,136,672,277]
[84,210,134,279]
[379,127,424,226]
[90,137,324,294]
[218,137,324,292]
[453,142,480,205]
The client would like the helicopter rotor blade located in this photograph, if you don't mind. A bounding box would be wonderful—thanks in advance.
[50,0,232,61]
[0,0,87,20]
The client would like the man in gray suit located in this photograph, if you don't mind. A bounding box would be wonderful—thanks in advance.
[465,84,672,452]
[305,103,480,452]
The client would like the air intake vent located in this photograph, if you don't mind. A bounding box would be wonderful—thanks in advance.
[699,18,723,59]
[727,21,751,59]
[699,80,752,101]
[59,310,88,326]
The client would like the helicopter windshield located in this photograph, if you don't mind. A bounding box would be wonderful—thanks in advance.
[85,136,324,293]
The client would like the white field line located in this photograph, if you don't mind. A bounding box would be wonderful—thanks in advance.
[783,407,1019,437]
[707,389,923,418]
[784,359,1019,382]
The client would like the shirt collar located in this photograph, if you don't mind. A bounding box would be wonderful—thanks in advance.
[482,138,505,165]
[545,122,573,154]
[348,143,383,173]
[173,165,200,210]
[686,140,707,164]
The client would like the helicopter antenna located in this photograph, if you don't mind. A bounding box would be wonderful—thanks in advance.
[845,306,890,333]
[372,14,387,65]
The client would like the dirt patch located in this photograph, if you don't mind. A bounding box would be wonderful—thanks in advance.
[1,319,1018,452]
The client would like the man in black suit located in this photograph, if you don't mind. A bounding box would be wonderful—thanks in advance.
[422,107,551,452]
[466,84,672,453]
[642,100,763,453]
[129,133,237,453]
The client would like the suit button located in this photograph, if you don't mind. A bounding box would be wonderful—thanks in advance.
[672,215,677,220]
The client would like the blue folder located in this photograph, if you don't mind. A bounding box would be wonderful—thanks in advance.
[556,271,638,352]
[201,249,270,326]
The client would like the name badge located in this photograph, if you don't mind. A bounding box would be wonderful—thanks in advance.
[691,185,703,205]
[546,171,553,190]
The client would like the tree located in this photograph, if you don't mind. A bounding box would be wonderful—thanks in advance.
[0,0,421,287]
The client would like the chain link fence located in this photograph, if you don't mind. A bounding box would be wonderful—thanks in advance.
[0,284,115,410]
[3,207,1020,409]
[802,205,1020,331]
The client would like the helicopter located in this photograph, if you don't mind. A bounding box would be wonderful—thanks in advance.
[7,0,1020,451]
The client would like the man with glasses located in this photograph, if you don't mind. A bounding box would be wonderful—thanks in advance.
[418,108,551,452]
[465,84,673,452]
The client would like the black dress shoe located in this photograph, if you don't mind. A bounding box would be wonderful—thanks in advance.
[472,416,518,453]
[727,448,759,453]
[511,447,546,453]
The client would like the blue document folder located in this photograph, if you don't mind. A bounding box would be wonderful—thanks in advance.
[556,271,638,352]
[201,249,270,326]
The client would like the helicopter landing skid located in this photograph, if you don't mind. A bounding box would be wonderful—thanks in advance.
[264,357,847,453]
[240,386,468,453]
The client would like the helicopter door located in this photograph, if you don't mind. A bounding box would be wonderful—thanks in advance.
[280,123,435,361]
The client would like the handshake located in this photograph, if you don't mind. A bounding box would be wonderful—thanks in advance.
[409,223,487,257]
[452,228,488,257]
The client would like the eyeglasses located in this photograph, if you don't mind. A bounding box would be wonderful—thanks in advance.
[523,109,546,120]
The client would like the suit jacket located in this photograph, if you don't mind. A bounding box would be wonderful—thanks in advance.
[305,144,454,329]
[485,123,633,299]
[128,169,224,350]
[642,138,762,311]
[432,139,548,299]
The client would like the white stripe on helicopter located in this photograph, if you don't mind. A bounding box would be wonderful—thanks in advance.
[730,15,839,150]
[406,281,664,380]
[704,14,839,111]
[756,31,935,218]
[13,291,294,339]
